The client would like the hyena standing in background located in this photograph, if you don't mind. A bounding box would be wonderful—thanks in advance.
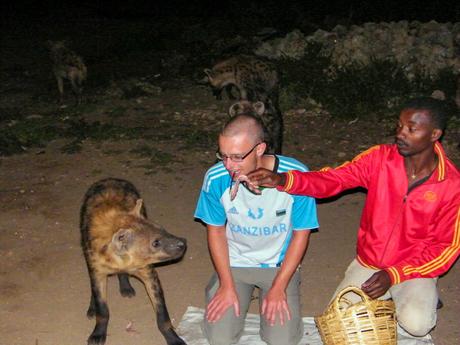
[229,99,284,154]
[47,40,87,105]
[80,178,187,345]
[203,55,279,104]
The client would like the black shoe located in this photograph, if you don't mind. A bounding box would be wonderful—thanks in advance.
[437,298,443,310]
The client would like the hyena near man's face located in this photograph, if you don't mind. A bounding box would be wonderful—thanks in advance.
[80,178,187,345]
[203,55,279,103]
[46,40,87,105]
[229,99,284,155]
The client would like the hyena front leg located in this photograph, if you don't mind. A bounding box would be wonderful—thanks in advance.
[212,87,223,100]
[224,84,237,100]
[238,86,248,101]
[87,270,110,345]
[135,265,186,345]
[56,75,64,104]
[117,273,136,297]
[272,115,283,154]
[69,69,83,105]
[86,292,96,318]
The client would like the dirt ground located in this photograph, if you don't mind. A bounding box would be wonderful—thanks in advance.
[0,84,459,345]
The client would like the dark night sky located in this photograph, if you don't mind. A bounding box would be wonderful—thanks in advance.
[2,0,459,24]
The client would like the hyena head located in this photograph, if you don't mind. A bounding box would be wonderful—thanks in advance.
[203,67,234,88]
[229,100,266,117]
[110,199,186,266]
[203,68,216,84]
[229,99,283,154]
[46,40,67,54]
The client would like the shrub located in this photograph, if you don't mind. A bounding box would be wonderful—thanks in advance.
[279,43,458,119]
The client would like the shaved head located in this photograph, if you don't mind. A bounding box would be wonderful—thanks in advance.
[221,114,265,144]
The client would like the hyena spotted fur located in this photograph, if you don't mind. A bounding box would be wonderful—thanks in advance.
[229,99,283,154]
[47,40,87,105]
[203,55,279,103]
[80,178,187,345]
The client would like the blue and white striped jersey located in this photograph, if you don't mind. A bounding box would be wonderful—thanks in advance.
[194,155,319,268]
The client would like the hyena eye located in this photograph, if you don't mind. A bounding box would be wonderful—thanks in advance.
[152,239,161,248]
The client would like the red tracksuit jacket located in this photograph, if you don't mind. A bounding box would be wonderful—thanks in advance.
[278,142,460,285]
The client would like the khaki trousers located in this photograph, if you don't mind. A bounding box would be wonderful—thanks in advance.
[333,259,438,337]
[202,267,303,345]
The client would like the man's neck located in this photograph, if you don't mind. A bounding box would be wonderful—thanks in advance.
[259,154,276,171]
[404,149,438,180]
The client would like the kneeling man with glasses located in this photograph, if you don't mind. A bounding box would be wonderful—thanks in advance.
[194,114,319,345]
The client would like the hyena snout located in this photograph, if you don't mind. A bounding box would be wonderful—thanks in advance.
[154,234,187,259]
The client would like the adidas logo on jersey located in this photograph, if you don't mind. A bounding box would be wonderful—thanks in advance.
[227,206,239,215]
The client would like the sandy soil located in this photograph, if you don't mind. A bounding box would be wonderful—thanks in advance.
[0,86,459,345]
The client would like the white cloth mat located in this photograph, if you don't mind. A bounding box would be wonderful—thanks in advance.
[177,306,434,345]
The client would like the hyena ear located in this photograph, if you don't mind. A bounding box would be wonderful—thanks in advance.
[229,102,242,117]
[253,101,266,116]
[112,228,134,253]
[204,69,213,80]
[130,199,144,218]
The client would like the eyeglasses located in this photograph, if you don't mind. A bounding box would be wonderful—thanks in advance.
[216,142,262,162]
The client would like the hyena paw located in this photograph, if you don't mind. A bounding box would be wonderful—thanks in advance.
[87,333,106,345]
[119,285,136,297]
[168,338,186,345]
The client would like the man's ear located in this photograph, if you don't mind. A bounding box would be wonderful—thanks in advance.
[256,142,267,156]
[431,128,443,142]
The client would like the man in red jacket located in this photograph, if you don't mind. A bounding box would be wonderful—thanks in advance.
[247,97,460,339]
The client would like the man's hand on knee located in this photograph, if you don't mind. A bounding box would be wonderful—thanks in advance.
[206,286,240,322]
[261,288,292,326]
[361,270,391,299]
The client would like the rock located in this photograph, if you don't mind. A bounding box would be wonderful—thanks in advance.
[255,30,309,60]
[255,21,459,78]
[431,90,446,100]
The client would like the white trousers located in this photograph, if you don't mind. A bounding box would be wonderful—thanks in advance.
[332,259,438,337]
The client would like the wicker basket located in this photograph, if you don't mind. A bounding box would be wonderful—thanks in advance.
[315,286,397,345]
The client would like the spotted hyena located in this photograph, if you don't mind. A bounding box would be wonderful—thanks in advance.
[229,99,283,154]
[47,40,87,105]
[203,55,279,103]
[80,178,187,345]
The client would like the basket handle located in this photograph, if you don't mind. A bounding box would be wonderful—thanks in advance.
[334,286,371,310]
